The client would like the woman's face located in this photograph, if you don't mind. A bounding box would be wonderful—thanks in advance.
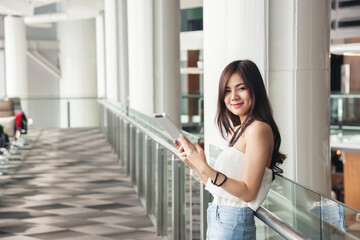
[224,73,252,120]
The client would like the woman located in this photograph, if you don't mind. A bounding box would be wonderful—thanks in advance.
[174,60,285,239]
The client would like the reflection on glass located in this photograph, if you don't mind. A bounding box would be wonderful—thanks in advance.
[255,218,285,240]
[150,142,157,222]
[21,97,98,129]
[139,135,146,199]
[330,94,360,129]
[166,151,173,239]
[264,175,360,240]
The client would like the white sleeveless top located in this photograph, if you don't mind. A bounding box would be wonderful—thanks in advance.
[204,147,273,211]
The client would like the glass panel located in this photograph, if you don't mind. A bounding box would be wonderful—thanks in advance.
[133,128,137,186]
[255,218,285,239]
[190,169,201,240]
[166,150,173,239]
[149,141,157,223]
[140,134,146,199]
[183,162,192,239]
[330,94,360,129]
[208,144,223,167]
[264,175,360,239]
[342,205,360,239]
[20,97,98,129]
[319,197,349,239]
[264,176,322,239]
[22,98,61,128]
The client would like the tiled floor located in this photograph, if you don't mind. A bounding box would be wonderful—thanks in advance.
[0,128,162,240]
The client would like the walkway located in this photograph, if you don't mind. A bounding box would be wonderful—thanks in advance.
[0,128,161,240]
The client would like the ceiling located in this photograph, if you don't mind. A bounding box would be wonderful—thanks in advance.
[0,0,63,16]
[0,0,203,16]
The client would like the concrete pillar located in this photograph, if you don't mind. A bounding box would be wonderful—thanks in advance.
[127,0,154,115]
[203,1,266,150]
[117,0,129,106]
[57,19,98,127]
[268,0,331,195]
[0,50,5,98]
[4,16,28,97]
[104,0,119,101]
[96,13,106,98]
[153,0,181,126]
[203,0,331,195]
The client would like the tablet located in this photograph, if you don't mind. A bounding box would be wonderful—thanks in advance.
[153,113,185,145]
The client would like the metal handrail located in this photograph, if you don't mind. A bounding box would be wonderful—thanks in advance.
[98,99,179,156]
[255,207,306,240]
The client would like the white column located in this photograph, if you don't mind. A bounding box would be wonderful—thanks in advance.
[153,0,181,125]
[204,0,331,195]
[268,0,331,195]
[96,14,106,98]
[4,16,28,97]
[0,50,5,98]
[117,0,129,105]
[104,0,119,101]
[203,1,266,151]
[127,0,154,115]
[57,19,98,127]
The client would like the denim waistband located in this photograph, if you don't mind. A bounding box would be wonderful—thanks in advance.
[208,203,254,223]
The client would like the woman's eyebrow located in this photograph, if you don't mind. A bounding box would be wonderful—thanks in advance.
[225,83,245,88]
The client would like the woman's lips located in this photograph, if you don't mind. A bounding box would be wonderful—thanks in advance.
[231,103,243,108]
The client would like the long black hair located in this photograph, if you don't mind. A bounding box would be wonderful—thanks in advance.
[215,60,286,174]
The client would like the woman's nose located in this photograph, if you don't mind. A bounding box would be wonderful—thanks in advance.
[231,91,239,100]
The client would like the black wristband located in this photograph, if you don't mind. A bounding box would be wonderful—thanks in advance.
[211,171,220,185]
[217,173,227,187]
[211,171,227,187]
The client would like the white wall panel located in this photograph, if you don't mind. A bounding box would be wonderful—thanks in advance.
[268,70,295,177]
[57,19,98,127]
[117,0,129,105]
[268,0,331,194]
[127,0,154,115]
[104,0,118,100]
[96,14,106,98]
[153,0,181,125]
[4,16,28,97]
[203,0,266,153]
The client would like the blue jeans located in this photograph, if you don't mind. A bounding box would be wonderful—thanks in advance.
[207,203,256,240]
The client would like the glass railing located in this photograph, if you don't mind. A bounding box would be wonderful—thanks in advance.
[100,99,360,239]
[263,175,360,239]
[98,99,203,240]
[9,96,99,129]
[208,144,360,240]
[263,176,360,239]
[330,93,360,131]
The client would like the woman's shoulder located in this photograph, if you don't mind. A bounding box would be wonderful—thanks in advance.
[245,120,273,138]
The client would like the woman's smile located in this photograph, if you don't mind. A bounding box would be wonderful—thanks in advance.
[231,102,244,108]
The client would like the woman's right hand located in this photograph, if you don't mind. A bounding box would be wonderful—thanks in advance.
[173,139,191,166]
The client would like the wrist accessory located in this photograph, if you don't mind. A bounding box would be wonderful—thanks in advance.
[211,171,228,187]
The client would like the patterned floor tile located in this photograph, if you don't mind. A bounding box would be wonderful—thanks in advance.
[69,224,125,235]
[27,229,85,239]
[0,128,161,240]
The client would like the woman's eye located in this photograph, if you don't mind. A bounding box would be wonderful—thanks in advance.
[238,87,246,91]
[225,90,230,93]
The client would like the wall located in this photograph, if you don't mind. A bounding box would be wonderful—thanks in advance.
[203,0,266,152]
[204,0,331,195]
[57,18,98,128]
[127,0,154,115]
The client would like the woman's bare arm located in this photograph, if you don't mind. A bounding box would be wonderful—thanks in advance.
[175,121,274,202]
